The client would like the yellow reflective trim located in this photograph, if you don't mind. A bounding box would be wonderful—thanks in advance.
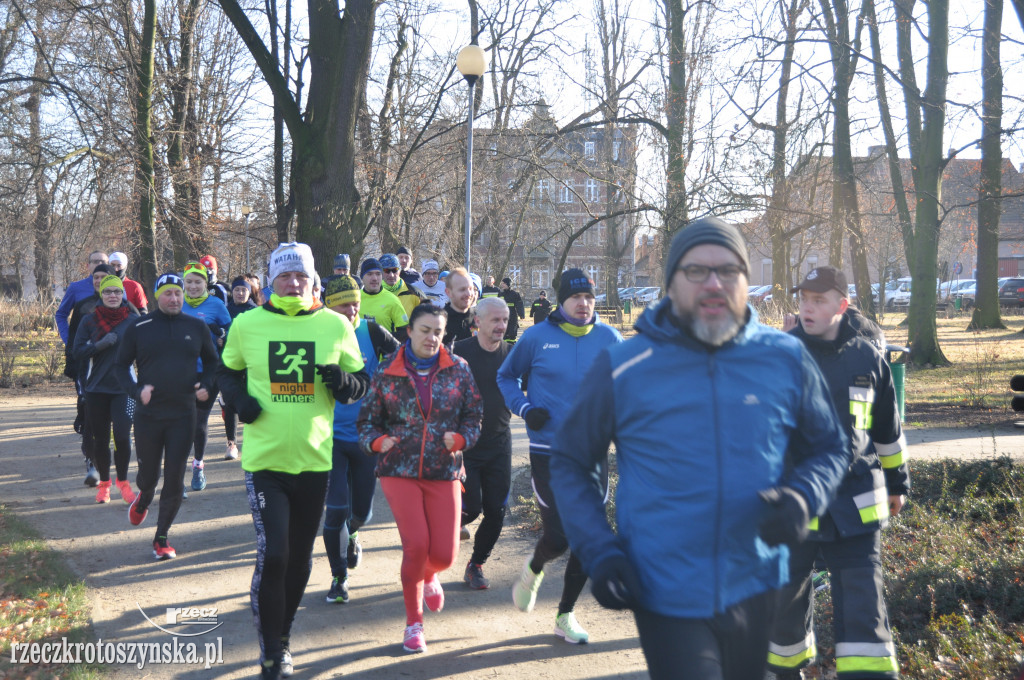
[836,655,899,673]
[850,400,873,430]
[807,516,819,531]
[767,645,817,668]
[859,502,889,524]
[879,450,906,468]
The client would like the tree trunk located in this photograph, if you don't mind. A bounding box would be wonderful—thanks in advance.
[970,0,1005,330]
[27,30,52,300]
[905,0,949,366]
[135,0,159,289]
[663,0,689,246]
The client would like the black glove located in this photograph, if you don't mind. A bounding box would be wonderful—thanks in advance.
[236,395,263,424]
[316,364,344,391]
[757,486,810,546]
[207,323,226,340]
[524,407,550,430]
[94,333,118,350]
[591,554,642,610]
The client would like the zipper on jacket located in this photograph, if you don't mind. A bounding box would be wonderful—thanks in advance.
[413,367,437,480]
[708,353,723,613]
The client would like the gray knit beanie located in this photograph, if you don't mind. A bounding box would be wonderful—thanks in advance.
[664,218,750,287]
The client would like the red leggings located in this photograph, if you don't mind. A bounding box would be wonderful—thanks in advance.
[381,477,461,625]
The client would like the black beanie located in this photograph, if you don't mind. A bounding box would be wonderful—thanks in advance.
[664,217,750,287]
[92,263,114,276]
[558,268,595,305]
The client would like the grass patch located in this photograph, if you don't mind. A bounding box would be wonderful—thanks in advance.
[0,505,101,679]
[877,312,1024,424]
[809,459,1024,678]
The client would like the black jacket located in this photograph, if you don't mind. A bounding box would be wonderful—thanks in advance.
[114,309,219,419]
[501,288,525,324]
[530,297,552,323]
[72,305,140,394]
[790,314,910,538]
[442,303,475,348]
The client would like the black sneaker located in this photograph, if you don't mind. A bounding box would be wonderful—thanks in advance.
[346,533,362,570]
[260,659,281,680]
[84,460,99,487]
[464,561,490,589]
[325,577,350,604]
[280,640,293,678]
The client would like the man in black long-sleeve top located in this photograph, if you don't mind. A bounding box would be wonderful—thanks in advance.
[115,273,220,560]
[453,297,514,590]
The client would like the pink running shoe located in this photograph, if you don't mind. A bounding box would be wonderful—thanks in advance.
[403,622,426,653]
[423,574,445,613]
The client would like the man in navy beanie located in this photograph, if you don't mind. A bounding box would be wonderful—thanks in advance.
[548,217,851,680]
[497,267,623,644]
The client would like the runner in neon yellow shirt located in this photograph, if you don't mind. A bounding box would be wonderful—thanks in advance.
[358,257,409,341]
[217,242,368,680]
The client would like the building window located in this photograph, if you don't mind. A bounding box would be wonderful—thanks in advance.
[807,257,818,274]
[509,265,521,284]
[587,265,600,284]
[613,141,621,161]
[585,178,599,202]
[596,223,606,246]
[534,179,549,205]
[533,269,550,289]
[489,141,498,156]
[559,184,574,204]
[761,259,771,286]
[585,141,595,158]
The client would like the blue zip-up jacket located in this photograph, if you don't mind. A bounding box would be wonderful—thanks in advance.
[549,299,851,618]
[496,310,622,454]
[333,319,399,442]
[56,277,96,343]
[182,295,231,371]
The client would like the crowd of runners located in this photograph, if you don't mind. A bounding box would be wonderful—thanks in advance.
[55,219,909,680]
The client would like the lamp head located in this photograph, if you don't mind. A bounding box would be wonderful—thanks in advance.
[456,44,486,83]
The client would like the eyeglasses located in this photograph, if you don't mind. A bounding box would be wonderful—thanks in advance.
[101,289,123,295]
[677,264,746,283]
[383,268,400,274]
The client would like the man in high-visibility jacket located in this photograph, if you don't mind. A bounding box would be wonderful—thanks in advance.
[768,266,909,680]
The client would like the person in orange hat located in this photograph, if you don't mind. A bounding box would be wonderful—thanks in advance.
[199,254,230,305]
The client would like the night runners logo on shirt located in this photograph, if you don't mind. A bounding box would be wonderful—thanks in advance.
[268,341,315,403]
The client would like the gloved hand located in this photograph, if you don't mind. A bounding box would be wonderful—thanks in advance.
[94,333,118,350]
[236,396,263,424]
[316,364,344,391]
[591,554,642,610]
[757,486,810,546]
[524,407,550,431]
[207,322,226,338]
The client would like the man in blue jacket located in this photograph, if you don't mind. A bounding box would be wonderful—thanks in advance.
[497,268,623,645]
[549,218,851,680]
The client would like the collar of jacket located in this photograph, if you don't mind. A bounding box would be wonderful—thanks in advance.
[261,299,322,317]
[383,344,456,377]
[790,313,857,352]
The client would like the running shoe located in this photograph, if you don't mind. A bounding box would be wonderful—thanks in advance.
[403,622,426,653]
[346,533,362,570]
[114,479,136,504]
[152,537,176,560]
[812,569,830,592]
[225,441,239,460]
[280,639,293,677]
[191,460,206,491]
[95,480,111,504]
[512,558,544,612]
[554,612,589,644]
[128,497,148,526]
[84,460,99,487]
[325,577,350,604]
[464,561,490,590]
[460,525,471,541]
[423,574,444,613]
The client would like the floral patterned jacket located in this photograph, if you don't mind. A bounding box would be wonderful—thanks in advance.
[358,345,483,481]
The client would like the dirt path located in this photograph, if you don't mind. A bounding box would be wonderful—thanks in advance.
[1,388,1020,679]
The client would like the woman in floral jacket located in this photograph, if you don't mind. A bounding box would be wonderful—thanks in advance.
[358,303,483,654]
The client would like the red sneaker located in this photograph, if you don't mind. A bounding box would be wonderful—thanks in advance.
[402,622,426,653]
[95,480,111,504]
[115,479,136,504]
[153,537,176,560]
[128,497,148,526]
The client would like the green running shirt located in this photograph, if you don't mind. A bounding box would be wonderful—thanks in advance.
[221,306,364,474]
[360,288,409,333]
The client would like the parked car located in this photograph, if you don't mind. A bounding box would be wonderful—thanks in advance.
[958,277,1010,310]
[748,284,772,304]
[998,278,1024,307]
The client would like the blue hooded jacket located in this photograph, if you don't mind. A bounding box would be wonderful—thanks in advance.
[496,310,622,454]
[549,299,851,618]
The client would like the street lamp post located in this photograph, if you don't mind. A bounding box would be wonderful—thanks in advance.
[241,205,252,272]
[456,43,486,270]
